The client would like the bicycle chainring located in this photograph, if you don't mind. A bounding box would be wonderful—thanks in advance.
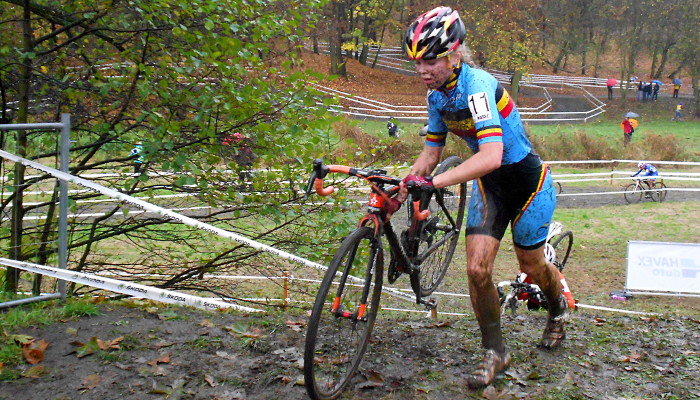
[387,254,401,284]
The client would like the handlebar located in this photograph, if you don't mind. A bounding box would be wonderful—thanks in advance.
[303,159,431,221]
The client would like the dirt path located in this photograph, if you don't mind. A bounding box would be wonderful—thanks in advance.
[3,301,699,400]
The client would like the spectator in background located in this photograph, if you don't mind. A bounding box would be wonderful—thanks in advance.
[621,117,634,146]
[637,81,643,101]
[643,81,653,102]
[606,78,616,100]
[652,82,660,101]
[223,132,256,182]
[671,102,683,121]
[130,141,144,174]
[673,82,681,98]
[387,117,398,138]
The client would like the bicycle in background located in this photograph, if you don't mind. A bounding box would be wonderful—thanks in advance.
[497,222,575,316]
[302,157,466,400]
[624,178,667,204]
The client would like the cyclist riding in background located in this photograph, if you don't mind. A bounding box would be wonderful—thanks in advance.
[632,162,659,187]
[397,6,568,389]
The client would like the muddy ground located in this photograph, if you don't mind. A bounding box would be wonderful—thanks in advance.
[2,188,698,400]
[2,299,700,400]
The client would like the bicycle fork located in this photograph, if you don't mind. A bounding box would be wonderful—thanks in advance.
[330,237,380,323]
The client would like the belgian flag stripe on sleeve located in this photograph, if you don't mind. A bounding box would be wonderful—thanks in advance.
[497,89,514,118]
[476,127,502,140]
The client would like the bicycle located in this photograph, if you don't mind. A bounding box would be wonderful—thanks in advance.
[497,222,575,316]
[624,177,667,204]
[302,157,467,400]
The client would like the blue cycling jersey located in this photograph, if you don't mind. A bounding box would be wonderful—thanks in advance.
[632,163,658,176]
[425,64,533,165]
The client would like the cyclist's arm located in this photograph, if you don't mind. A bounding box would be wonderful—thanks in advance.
[631,169,642,177]
[432,142,502,189]
[409,144,443,176]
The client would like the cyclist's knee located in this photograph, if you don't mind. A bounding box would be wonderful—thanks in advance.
[515,248,548,275]
[467,261,493,288]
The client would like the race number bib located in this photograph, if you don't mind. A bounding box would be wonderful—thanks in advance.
[468,92,493,123]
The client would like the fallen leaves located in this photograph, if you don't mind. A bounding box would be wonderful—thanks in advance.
[619,352,644,363]
[285,320,304,332]
[70,336,123,358]
[12,335,49,365]
[79,374,102,393]
[147,353,171,366]
[22,339,49,364]
[21,365,48,378]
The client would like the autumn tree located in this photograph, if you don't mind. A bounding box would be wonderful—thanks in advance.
[461,0,543,104]
[0,0,345,300]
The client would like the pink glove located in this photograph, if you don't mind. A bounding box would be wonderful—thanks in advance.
[402,174,434,191]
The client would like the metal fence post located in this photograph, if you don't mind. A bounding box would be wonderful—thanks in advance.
[58,113,70,300]
[0,115,70,308]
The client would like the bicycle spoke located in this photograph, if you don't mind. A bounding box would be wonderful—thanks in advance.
[624,182,642,204]
[415,156,466,296]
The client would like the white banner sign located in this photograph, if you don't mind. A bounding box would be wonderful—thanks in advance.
[626,241,700,294]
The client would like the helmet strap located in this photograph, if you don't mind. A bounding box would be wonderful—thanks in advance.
[440,55,462,92]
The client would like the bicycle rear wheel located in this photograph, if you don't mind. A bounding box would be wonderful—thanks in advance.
[651,182,667,202]
[304,227,383,400]
[624,183,642,204]
[415,155,467,297]
[550,230,573,271]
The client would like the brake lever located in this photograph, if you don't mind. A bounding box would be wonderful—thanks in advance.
[303,170,317,201]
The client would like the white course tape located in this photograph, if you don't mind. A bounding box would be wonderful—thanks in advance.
[575,303,660,316]
[0,149,415,303]
[0,257,261,312]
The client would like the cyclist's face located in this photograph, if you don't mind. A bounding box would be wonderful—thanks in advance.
[414,56,453,89]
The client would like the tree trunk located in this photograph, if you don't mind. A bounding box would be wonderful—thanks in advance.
[510,70,523,105]
[653,42,672,79]
[650,47,659,79]
[593,34,608,78]
[329,2,347,77]
[694,76,700,118]
[5,0,32,293]
[358,14,371,66]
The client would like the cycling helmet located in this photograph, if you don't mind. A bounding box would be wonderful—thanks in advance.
[638,162,645,169]
[405,7,466,60]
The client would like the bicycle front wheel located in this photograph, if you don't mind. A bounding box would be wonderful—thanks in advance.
[624,183,642,204]
[416,155,467,297]
[304,227,383,400]
[550,230,573,271]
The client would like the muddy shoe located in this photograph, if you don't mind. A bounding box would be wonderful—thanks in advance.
[467,349,511,389]
[538,295,569,349]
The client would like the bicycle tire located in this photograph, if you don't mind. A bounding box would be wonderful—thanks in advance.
[651,182,667,202]
[550,230,573,271]
[414,155,467,297]
[304,227,383,400]
[624,182,642,204]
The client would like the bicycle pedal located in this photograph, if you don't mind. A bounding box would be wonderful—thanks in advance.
[421,297,438,310]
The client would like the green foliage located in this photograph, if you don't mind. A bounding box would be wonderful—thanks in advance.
[528,122,697,163]
[61,300,101,318]
[0,0,343,295]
